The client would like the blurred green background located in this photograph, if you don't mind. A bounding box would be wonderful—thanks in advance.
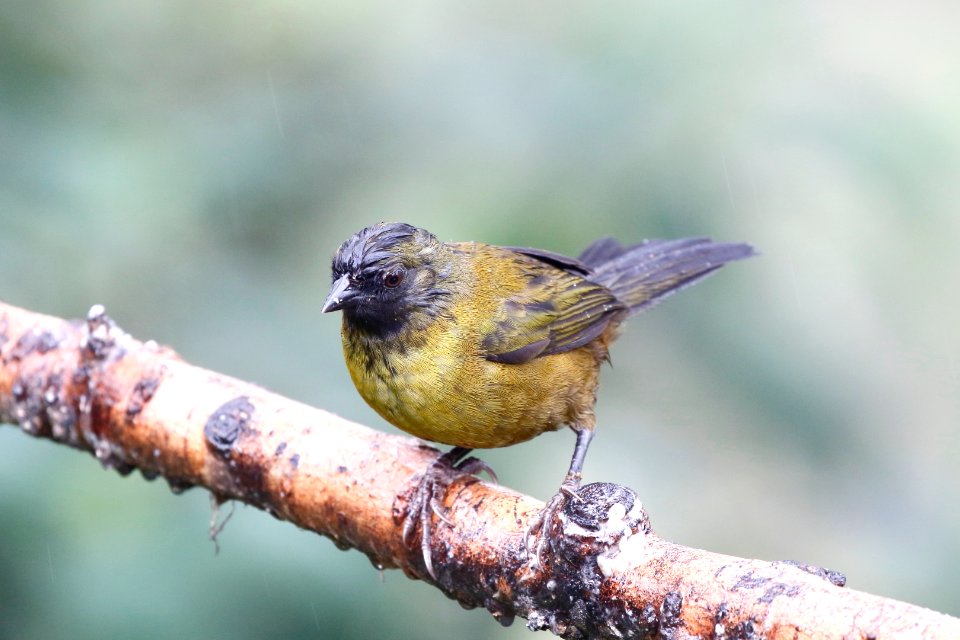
[2,1,958,638]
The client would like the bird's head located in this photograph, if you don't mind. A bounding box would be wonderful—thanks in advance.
[322,222,453,335]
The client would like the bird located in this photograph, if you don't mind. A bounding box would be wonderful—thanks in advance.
[322,222,754,578]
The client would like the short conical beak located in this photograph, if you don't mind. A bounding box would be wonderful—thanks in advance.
[322,275,357,313]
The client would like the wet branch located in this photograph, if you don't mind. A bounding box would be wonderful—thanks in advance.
[1,300,957,639]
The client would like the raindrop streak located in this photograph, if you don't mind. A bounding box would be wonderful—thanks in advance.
[267,70,286,140]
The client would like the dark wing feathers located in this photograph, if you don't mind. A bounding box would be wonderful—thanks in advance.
[505,246,591,275]
[482,236,755,365]
[483,337,550,365]
[539,286,623,353]
[481,252,624,364]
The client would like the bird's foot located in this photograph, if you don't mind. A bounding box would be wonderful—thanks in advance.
[402,446,497,580]
[524,472,582,568]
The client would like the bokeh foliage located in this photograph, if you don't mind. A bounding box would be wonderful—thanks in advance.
[2,1,958,638]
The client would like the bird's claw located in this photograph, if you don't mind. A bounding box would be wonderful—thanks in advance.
[561,484,584,502]
[524,473,583,567]
[456,457,499,484]
[403,447,496,580]
[430,497,454,526]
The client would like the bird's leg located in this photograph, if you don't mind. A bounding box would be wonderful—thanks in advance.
[402,446,497,580]
[525,428,595,565]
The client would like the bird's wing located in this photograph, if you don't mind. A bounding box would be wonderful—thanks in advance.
[503,246,591,275]
[480,251,625,364]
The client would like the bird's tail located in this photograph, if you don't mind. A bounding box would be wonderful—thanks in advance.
[579,236,756,316]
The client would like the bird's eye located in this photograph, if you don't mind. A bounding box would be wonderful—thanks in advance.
[383,269,405,288]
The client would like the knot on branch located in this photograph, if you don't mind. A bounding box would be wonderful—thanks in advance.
[523,482,655,638]
[82,304,118,360]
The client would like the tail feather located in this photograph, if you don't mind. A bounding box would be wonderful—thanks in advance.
[577,237,631,267]
[580,237,756,316]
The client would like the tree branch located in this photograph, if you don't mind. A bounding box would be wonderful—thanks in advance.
[1,300,957,639]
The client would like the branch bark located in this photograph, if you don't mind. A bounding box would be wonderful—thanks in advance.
[0,300,956,639]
